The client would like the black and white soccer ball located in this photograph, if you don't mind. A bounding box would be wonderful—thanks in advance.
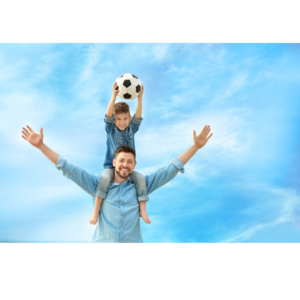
[116,73,142,100]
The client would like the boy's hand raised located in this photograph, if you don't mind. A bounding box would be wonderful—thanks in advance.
[138,84,144,101]
[193,125,213,149]
[112,81,119,98]
[22,125,44,149]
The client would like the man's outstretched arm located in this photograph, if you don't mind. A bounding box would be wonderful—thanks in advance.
[22,125,59,165]
[21,125,98,197]
[145,125,213,195]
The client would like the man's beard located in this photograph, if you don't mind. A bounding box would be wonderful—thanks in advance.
[116,167,132,179]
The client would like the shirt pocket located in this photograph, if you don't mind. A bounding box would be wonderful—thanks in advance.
[116,135,124,147]
[126,134,134,147]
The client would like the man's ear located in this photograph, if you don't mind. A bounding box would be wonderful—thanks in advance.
[133,161,136,169]
[129,115,132,122]
[113,159,116,167]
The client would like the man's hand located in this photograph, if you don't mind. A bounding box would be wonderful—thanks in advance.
[112,81,119,98]
[22,125,44,149]
[193,125,213,149]
[137,84,144,101]
[21,125,59,165]
[178,125,213,165]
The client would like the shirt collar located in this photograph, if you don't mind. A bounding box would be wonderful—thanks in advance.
[111,176,133,186]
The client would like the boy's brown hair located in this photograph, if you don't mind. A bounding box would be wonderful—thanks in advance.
[114,102,130,116]
[114,145,136,161]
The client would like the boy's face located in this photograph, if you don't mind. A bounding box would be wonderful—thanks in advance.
[114,113,132,131]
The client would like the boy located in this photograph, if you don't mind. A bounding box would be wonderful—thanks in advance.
[89,82,150,225]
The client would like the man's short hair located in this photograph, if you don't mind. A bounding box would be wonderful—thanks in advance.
[115,145,136,161]
[114,102,130,116]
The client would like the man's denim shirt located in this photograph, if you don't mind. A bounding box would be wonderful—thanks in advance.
[56,157,185,243]
[104,114,142,169]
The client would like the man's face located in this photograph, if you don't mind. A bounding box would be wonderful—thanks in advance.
[114,113,132,131]
[113,152,136,179]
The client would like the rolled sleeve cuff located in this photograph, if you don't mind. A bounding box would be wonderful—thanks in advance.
[104,114,115,123]
[131,114,143,125]
[170,158,185,173]
[138,195,149,202]
[56,155,66,170]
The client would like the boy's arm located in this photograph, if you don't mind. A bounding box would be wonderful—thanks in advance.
[106,82,119,118]
[145,125,213,195]
[135,84,144,120]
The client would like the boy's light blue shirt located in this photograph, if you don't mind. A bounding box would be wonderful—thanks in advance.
[56,156,185,243]
[104,114,142,169]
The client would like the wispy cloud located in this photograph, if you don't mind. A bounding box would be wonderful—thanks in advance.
[222,186,300,242]
[211,72,248,104]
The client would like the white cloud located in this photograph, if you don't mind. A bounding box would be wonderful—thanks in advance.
[211,72,248,104]
[222,186,300,242]
[77,44,104,86]
[137,108,254,165]
[0,92,57,145]
[152,44,169,60]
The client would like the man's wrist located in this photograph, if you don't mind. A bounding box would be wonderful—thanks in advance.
[192,144,201,151]
[38,143,46,151]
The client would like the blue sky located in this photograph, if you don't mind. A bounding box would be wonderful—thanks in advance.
[1,43,300,242]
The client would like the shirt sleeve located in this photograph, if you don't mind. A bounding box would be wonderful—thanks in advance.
[104,114,115,134]
[130,114,143,134]
[145,158,185,195]
[56,156,99,197]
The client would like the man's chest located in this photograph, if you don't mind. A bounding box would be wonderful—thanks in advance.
[104,183,138,207]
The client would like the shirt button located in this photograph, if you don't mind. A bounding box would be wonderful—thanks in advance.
[120,241,122,243]
[121,228,123,230]
[120,206,122,208]
[121,216,123,218]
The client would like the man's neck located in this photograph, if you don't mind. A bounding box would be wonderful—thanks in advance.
[113,173,128,184]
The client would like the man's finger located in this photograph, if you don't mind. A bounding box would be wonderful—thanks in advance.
[26,125,33,133]
[206,127,211,136]
[201,125,207,134]
[193,130,196,138]
[205,125,210,133]
[23,127,30,135]
[22,135,27,141]
[22,130,29,138]
[206,133,213,141]
[40,127,43,135]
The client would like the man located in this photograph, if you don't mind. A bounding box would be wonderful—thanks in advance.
[21,125,213,243]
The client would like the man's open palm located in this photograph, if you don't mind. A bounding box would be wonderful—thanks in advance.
[22,125,43,148]
[193,125,213,149]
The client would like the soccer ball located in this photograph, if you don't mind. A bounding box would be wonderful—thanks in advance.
[116,73,142,100]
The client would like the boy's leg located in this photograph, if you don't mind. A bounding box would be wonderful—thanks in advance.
[139,201,151,224]
[90,168,114,225]
[130,170,150,224]
[90,196,103,225]
[95,168,114,199]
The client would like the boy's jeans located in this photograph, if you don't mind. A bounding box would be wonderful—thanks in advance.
[95,168,149,202]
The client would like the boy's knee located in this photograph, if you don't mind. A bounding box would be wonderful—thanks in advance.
[134,175,146,187]
[100,174,112,188]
